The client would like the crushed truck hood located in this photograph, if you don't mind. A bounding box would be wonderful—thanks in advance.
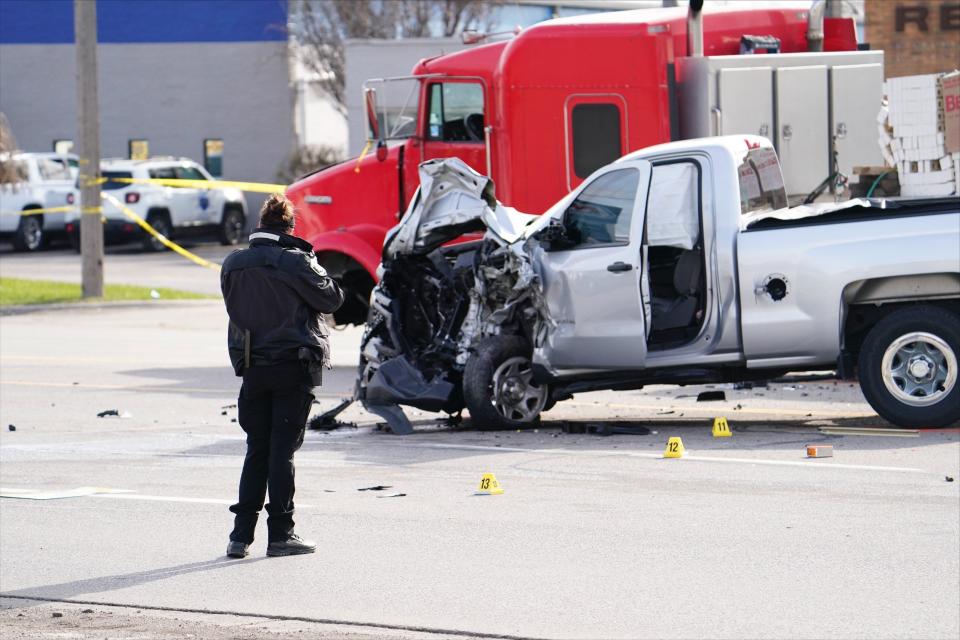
[356,158,549,433]
[383,158,540,258]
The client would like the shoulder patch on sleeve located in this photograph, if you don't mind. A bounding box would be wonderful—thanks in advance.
[307,255,327,277]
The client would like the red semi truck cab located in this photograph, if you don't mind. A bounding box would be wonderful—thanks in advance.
[286,3,859,325]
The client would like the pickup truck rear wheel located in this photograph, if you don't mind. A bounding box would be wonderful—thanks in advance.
[143,212,171,252]
[13,211,43,252]
[218,207,245,245]
[463,336,548,430]
[858,306,960,428]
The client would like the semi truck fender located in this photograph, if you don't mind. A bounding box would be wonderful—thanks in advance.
[306,229,382,282]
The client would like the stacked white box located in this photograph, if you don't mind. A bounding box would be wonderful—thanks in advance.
[878,74,958,197]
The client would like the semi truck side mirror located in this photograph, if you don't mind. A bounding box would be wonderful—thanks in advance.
[364,88,381,142]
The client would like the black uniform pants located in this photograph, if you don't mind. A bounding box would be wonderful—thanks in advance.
[229,362,314,543]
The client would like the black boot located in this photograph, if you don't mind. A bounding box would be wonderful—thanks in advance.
[266,533,316,557]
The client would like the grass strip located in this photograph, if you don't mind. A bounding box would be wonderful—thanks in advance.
[0,277,214,307]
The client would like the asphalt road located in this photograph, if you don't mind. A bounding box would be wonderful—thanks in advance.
[1,249,959,639]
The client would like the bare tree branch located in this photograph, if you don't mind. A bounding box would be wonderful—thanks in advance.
[289,0,500,113]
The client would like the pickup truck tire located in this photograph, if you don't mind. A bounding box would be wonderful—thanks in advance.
[858,306,960,428]
[143,211,171,252]
[463,336,548,430]
[13,210,43,252]
[218,207,245,245]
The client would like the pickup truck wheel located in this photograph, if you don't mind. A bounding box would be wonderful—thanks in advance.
[463,336,548,430]
[858,306,960,428]
[13,212,43,252]
[218,208,245,245]
[143,213,171,252]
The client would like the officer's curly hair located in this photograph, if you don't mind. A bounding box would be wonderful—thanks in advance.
[259,193,295,231]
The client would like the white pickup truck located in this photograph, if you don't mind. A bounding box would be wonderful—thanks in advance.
[0,152,77,251]
[65,157,247,251]
[350,136,960,433]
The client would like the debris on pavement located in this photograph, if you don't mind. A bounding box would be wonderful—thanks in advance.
[7,424,15,431]
[734,380,768,389]
[806,444,834,458]
[946,476,955,482]
[588,422,651,436]
[50,612,62,618]
[376,493,407,498]
[308,399,357,431]
[696,391,726,402]
[358,485,393,492]
[96,409,131,418]
[220,403,237,409]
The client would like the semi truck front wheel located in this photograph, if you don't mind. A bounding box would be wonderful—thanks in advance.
[858,305,960,428]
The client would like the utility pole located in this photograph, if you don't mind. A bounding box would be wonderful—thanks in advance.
[75,0,103,298]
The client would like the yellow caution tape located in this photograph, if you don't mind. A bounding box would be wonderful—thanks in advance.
[99,193,221,272]
[0,205,75,217]
[73,175,288,193]
[113,177,287,194]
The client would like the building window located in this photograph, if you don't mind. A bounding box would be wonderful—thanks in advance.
[571,103,622,179]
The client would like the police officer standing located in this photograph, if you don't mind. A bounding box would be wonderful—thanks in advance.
[220,194,343,558]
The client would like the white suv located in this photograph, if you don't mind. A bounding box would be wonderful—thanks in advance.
[0,152,78,251]
[66,157,247,251]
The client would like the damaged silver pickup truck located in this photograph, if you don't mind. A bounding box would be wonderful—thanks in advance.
[344,135,960,433]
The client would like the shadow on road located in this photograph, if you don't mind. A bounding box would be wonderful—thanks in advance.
[1,556,269,605]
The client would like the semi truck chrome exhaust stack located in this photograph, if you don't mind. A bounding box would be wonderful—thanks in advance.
[807,0,826,52]
[687,0,704,57]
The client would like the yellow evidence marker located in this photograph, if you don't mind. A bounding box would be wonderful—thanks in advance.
[712,417,732,437]
[663,437,685,458]
[476,473,504,495]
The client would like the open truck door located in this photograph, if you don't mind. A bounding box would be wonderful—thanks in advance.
[535,160,652,370]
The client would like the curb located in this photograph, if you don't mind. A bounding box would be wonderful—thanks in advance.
[0,298,221,316]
